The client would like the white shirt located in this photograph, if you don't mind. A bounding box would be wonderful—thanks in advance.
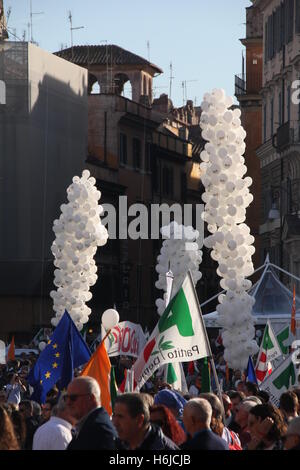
[6,384,22,404]
[32,416,73,450]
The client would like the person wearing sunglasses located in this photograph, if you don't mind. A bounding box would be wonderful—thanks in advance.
[66,376,117,450]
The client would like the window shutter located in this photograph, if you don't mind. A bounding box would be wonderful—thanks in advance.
[296,0,300,33]
[280,1,285,47]
[265,21,268,62]
[288,0,294,42]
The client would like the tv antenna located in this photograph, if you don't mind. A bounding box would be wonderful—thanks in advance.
[6,6,11,24]
[68,11,84,58]
[30,0,44,43]
[181,79,198,106]
[147,40,150,62]
[169,62,174,100]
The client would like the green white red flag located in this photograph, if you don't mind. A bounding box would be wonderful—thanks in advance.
[132,273,210,391]
[255,320,282,385]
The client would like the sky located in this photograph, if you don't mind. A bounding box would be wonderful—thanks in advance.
[6,0,252,107]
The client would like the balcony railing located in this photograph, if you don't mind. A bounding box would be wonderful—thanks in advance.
[234,73,262,96]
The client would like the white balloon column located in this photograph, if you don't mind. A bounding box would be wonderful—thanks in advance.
[155,221,203,315]
[50,170,108,331]
[200,89,258,370]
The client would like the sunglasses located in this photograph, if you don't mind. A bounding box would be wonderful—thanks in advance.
[64,393,90,402]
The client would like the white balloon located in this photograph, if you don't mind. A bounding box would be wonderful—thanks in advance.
[102,309,120,331]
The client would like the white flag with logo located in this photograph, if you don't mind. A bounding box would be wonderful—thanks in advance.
[132,273,210,391]
[260,354,298,407]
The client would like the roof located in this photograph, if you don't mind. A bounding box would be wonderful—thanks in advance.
[54,44,163,74]
[203,258,300,328]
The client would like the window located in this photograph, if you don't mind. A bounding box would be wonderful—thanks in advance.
[296,0,300,33]
[263,104,267,143]
[287,0,294,43]
[279,91,282,125]
[133,138,141,169]
[264,21,268,63]
[271,98,274,137]
[181,172,187,202]
[287,85,291,122]
[120,133,127,165]
[145,141,151,172]
[162,167,174,197]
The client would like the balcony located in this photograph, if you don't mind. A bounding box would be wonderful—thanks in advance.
[234,73,262,97]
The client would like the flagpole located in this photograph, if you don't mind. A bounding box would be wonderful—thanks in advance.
[187,270,226,423]
[101,329,111,345]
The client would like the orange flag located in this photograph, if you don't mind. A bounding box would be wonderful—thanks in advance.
[7,335,15,361]
[80,340,112,415]
[291,285,296,336]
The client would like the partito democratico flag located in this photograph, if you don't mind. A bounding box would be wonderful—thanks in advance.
[260,354,298,407]
[133,273,210,391]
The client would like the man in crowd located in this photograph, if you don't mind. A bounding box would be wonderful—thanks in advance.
[284,416,300,450]
[182,398,228,450]
[234,399,258,448]
[33,393,75,450]
[200,392,241,449]
[227,390,246,432]
[280,391,299,424]
[41,398,56,424]
[66,376,117,450]
[19,400,40,449]
[113,393,178,450]
[222,393,233,427]
[244,381,259,398]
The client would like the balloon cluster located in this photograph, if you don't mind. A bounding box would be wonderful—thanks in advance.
[155,221,202,315]
[200,88,258,369]
[50,170,108,331]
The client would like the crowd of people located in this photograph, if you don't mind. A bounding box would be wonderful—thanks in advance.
[1,353,300,451]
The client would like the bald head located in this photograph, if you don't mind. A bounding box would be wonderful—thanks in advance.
[66,376,101,420]
[70,377,101,404]
[183,398,212,437]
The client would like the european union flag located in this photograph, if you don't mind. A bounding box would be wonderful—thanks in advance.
[245,356,258,386]
[28,311,91,403]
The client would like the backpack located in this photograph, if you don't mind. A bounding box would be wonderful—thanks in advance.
[228,430,242,451]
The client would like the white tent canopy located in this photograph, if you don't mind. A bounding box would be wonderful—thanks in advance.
[203,255,300,333]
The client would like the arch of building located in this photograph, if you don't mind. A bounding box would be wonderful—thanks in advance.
[88,68,153,103]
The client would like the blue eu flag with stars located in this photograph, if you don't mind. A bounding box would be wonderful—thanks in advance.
[28,311,91,403]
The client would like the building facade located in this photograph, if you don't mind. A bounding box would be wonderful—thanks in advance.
[235,1,263,270]
[253,0,300,282]
[0,41,88,340]
[55,45,217,330]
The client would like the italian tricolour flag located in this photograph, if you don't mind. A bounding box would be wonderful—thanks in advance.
[132,273,210,391]
[255,320,282,385]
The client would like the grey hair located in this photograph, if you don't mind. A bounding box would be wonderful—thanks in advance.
[185,398,212,427]
[73,376,101,405]
[245,396,262,405]
[241,399,259,413]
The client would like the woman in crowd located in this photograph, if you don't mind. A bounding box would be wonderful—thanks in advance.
[0,405,20,450]
[247,403,287,450]
[150,404,186,446]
